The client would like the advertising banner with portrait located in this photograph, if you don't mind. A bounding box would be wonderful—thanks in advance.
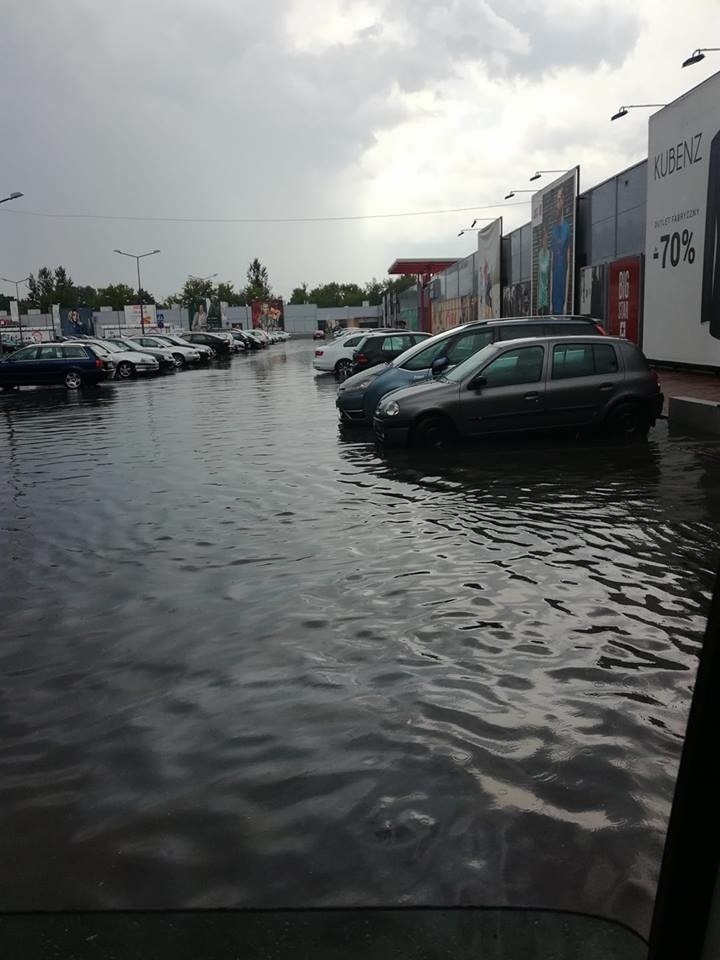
[608,256,642,343]
[190,299,210,330]
[60,307,94,337]
[644,70,720,364]
[477,218,502,319]
[579,264,606,321]
[502,281,531,318]
[531,168,579,315]
[251,299,284,331]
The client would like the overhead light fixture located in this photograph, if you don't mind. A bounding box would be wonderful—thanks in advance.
[529,169,569,182]
[611,103,665,121]
[682,48,718,67]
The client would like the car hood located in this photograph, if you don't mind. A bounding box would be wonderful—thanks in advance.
[337,364,389,392]
[379,377,457,409]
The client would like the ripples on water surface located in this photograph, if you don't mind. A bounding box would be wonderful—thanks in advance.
[0,342,717,935]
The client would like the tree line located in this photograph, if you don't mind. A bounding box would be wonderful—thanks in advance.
[1,258,416,314]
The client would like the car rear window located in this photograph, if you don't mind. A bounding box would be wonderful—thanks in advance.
[552,343,619,380]
[62,345,88,359]
[379,335,412,354]
[344,336,364,347]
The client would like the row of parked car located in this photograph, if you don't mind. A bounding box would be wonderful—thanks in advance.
[322,316,664,445]
[0,328,289,390]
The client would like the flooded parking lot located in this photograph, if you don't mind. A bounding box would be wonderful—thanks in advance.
[0,340,717,936]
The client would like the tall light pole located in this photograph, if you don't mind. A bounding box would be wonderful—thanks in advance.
[113,249,160,334]
[0,191,23,205]
[2,276,31,345]
[610,104,665,121]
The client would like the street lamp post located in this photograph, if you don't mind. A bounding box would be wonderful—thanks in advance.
[113,249,160,334]
[682,48,720,67]
[504,190,535,199]
[610,104,666,121]
[2,276,31,345]
[0,191,23,205]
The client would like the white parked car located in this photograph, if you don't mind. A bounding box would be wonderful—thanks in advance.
[153,333,215,362]
[131,335,202,367]
[104,336,179,371]
[79,338,159,379]
[312,329,400,377]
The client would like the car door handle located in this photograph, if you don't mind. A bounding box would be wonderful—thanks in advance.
[599,383,614,391]
[524,392,540,401]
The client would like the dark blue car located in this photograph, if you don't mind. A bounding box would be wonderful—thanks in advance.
[336,316,606,424]
[0,341,115,390]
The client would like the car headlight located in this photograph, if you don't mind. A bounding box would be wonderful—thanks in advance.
[338,376,374,395]
[380,400,400,417]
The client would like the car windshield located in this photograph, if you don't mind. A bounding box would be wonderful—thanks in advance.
[443,343,497,381]
[95,341,122,353]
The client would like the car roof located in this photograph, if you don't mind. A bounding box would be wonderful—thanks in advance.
[489,334,627,347]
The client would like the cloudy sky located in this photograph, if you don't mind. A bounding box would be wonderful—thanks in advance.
[1,0,719,300]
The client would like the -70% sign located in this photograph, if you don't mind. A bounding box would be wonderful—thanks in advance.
[654,229,696,268]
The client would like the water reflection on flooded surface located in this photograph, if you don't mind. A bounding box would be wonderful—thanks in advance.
[0,342,717,936]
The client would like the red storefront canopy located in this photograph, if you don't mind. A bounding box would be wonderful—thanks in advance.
[387,258,458,276]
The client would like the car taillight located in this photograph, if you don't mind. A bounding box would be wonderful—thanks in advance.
[315,349,324,356]
[356,353,368,365]
[95,358,104,368]
[594,323,606,335]
[651,370,660,387]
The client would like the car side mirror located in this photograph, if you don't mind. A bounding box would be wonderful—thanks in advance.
[431,356,449,375]
[468,375,486,391]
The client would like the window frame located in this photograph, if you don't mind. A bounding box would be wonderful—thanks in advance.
[479,344,545,388]
[551,342,619,381]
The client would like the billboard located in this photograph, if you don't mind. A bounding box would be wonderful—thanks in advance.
[644,71,720,364]
[608,256,642,343]
[124,304,157,327]
[477,218,502,319]
[60,307,94,337]
[190,298,210,330]
[579,264,606,320]
[531,168,578,315]
[252,299,284,331]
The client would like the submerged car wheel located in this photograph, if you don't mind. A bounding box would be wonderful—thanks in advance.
[64,370,83,390]
[412,414,452,448]
[116,361,134,379]
[172,353,185,368]
[335,359,352,381]
[608,401,650,440]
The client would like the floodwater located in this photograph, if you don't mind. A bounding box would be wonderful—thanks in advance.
[0,341,717,937]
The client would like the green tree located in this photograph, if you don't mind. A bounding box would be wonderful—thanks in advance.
[96,283,138,310]
[169,277,216,307]
[289,283,309,305]
[53,266,77,306]
[306,282,366,307]
[244,258,271,301]
[217,281,246,306]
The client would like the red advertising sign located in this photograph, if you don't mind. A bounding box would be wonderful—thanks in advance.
[608,257,642,343]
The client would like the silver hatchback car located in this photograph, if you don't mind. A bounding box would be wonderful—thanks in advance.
[373,336,664,446]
